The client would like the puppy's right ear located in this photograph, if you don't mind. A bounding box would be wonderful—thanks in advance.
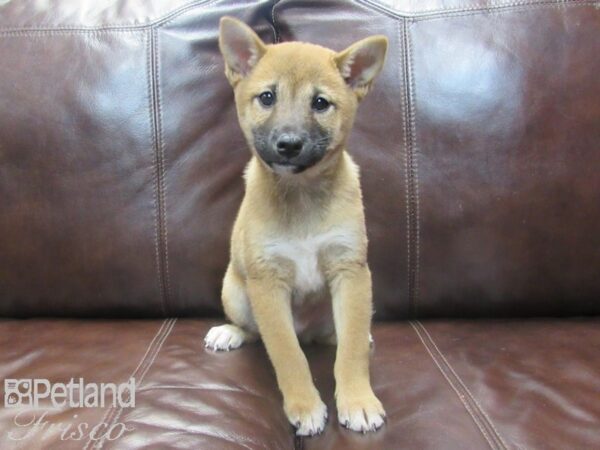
[219,17,266,85]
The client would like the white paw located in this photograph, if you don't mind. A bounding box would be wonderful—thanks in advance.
[286,397,328,436]
[204,324,246,351]
[338,393,386,433]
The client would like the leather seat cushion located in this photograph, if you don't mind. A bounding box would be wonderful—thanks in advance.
[1,319,598,449]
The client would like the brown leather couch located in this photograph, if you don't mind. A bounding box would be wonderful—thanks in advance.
[1,0,599,449]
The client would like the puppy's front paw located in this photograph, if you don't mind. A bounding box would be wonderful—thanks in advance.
[285,393,328,436]
[204,324,246,351]
[337,390,386,433]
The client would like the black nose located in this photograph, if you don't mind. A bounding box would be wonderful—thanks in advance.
[276,134,304,158]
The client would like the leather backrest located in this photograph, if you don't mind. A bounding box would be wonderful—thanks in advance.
[1,0,598,318]
[0,0,274,317]
[275,0,600,318]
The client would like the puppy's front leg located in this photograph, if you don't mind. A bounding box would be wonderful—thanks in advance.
[330,264,386,432]
[246,278,327,436]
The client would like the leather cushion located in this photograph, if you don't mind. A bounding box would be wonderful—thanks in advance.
[1,319,598,449]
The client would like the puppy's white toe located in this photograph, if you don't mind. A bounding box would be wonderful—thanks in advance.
[287,398,328,436]
[339,408,385,433]
[338,393,386,433]
[204,324,246,351]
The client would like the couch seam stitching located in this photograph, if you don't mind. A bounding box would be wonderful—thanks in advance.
[354,0,593,19]
[89,320,171,450]
[406,20,420,316]
[145,28,167,317]
[0,0,218,34]
[0,0,593,36]
[402,20,420,317]
[91,319,173,449]
[81,318,170,450]
[271,0,281,43]
[399,20,412,315]
[155,0,221,29]
[148,28,168,315]
[153,27,173,313]
[93,318,177,450]
[410,321,498,449]
[417,321,510,449]
[96,319,176,449]
[413,0,597,21]
[0,29,144,36]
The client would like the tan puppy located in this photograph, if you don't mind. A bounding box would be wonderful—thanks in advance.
[204,17,388,436]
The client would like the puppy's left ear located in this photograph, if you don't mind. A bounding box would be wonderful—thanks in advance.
[219,17,267,86]
[335,36,388,100]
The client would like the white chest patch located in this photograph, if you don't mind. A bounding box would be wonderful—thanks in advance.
[263,228,357,296]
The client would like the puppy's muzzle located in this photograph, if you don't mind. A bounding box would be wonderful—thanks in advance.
[253,125,329,174]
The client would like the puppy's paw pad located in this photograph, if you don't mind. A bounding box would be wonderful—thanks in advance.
[338,394,386,433]
[286,397,328,436]
[204,325,246,351]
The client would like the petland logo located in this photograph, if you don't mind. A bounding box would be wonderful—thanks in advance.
[4,378,136,408]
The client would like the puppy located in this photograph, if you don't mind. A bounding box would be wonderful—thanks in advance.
[205,16,388,436]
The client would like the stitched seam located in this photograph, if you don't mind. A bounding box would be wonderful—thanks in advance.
[271,0,281,43]
[399,20,412,315]
[417,321,510,449]
[0,0,592,35]
[153,28,173,313]
[410,322,498,449]
[401,20,419,317]
[406,22,420,315]
[91,319,174,449]
[0,29,144,37]
[87,320,172,450]
[98,319,177,449]
[93,318,177,450]
[96,319,176,449]
[148,29,166,316]
[137,385,255,392]
[354,0,592,19]
[412,0,597,21]
[415,321,506,449]
[92,320,171,440]
[82,319,170,450]
[156,0,221,29]
[0,0,218,34]
[147,29,168,316]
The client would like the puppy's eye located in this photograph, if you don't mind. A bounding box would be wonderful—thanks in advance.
[258,91,275,107]
[312,96,330,112]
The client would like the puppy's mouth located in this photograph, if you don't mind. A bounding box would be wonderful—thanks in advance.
[269,161,308,175]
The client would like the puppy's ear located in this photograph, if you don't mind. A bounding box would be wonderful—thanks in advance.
[219,17,266,85]
[335,36,388,100]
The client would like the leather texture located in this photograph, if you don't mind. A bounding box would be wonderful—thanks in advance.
[0,0,276,318]
[1,0,598,318]
[0,319,599,449]
[274,0,600,318]
[0,0,599,448]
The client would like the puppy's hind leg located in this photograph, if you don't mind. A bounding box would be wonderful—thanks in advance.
[205,264,258,352]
